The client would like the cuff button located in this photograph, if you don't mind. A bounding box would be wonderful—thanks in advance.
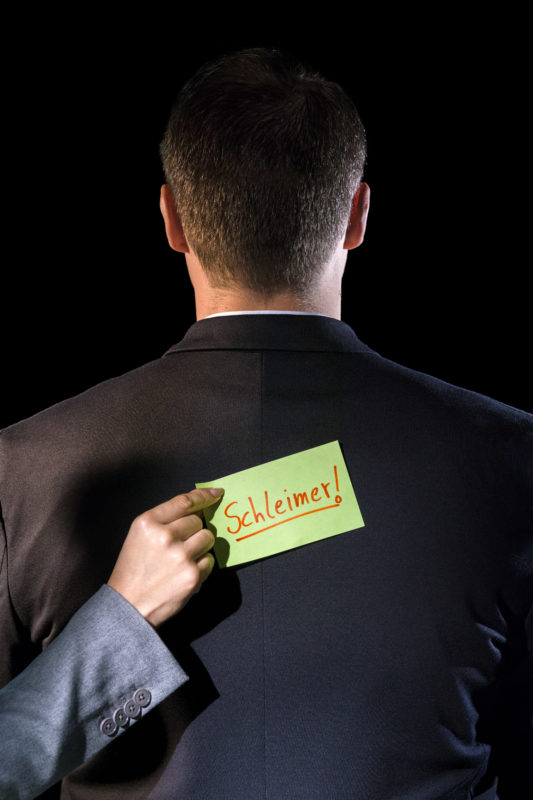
[113,707,129,727]
[133,688,152,708]
[100,717,118,737]
[123,698,141,718]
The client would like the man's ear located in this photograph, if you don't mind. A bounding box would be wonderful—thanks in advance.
[343,182,370,250]
[160,184,190,253]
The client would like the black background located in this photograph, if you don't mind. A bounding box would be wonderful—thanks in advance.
[2,13,530,427]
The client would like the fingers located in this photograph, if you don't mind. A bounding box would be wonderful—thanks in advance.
[167,513,204,541]
[149,487,224,525]
[183,527,215,560]
[195,552,216,588]
[108,488,220,627]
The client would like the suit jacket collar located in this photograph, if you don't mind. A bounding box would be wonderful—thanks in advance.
[164,313,374,356]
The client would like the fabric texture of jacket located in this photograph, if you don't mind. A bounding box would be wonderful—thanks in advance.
[1,314,531,799]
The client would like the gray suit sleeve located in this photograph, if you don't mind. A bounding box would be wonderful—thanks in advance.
[0,584,188,800]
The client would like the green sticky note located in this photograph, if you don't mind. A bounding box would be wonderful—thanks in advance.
[196,440,364,567]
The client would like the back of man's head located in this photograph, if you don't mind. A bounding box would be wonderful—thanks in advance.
[160,48,366,296]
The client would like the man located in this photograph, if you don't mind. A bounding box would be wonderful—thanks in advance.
[1,48,531,799]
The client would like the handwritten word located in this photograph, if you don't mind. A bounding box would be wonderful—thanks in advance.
[223,465,342,541]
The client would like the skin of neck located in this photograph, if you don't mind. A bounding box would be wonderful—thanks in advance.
[159,182,370,321]
[185,244,347,320]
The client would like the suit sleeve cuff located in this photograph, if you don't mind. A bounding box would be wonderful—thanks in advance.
[78,583,189,752]
[0,583,188,798]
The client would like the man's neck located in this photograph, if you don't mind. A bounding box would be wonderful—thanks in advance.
[184,245,345,321]
[194,287,341,321]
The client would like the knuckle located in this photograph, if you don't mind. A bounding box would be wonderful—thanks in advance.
[131,512,152,536]
[176,493,194,514]
[191,514,204,532]
[185,562,200,590]
[171,541,187,563]
[158,527,173,547]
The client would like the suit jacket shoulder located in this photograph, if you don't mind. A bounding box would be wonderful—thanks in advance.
[0,315,531,798]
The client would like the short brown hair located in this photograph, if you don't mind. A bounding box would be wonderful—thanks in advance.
[160,48,366,295]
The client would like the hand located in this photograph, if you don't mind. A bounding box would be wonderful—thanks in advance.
[107,487,223,627]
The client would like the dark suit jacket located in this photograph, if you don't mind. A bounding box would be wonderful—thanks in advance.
[1,314,531,800]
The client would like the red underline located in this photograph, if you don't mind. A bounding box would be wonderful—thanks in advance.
[235,503,341,541]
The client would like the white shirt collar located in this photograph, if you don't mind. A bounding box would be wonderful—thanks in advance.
[204,310,334,320]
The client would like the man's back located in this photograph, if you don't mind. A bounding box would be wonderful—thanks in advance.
[1,314,531,798]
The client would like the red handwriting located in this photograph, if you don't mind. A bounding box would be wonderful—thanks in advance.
[223,466,342,541]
